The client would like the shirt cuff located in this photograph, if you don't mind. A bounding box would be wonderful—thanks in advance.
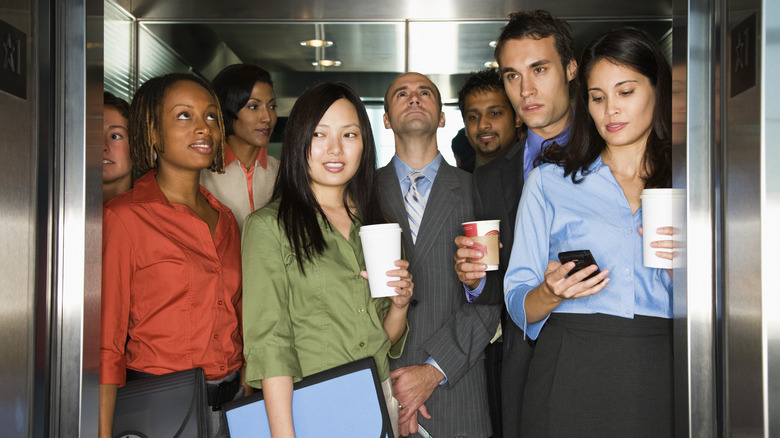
[463,276,487,303]
[424,356,448,385]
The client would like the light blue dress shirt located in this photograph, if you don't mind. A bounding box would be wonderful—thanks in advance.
[392,154,441,200]
[504,157,673,340]
[392,153,448,383]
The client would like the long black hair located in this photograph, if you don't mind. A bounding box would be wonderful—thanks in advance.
[542,26,671,188]
[273,82,383,272]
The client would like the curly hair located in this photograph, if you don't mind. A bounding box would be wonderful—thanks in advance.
[129,73,226,175]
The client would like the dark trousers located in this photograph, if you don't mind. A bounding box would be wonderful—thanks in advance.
[484,340,502,437]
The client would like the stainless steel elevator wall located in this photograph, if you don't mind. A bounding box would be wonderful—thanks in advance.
[0,3,37,436]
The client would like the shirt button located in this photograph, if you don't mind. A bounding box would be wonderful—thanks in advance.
[354,274,360,279]
[625,310,631,316]
[213,334,219,339]
[626,228,632,234]
[218,300,223,306]
[625,269,631,275]
[359,342,365,348]
[220,365,225,371]
[216,266,222,273]
[358,308,364,313]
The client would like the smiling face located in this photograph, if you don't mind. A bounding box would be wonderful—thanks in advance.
[230,81,277,149]
[308,98,364,199]
[498,36,576,139]
[586,59,656,152]
[156,80,220,174]
[103,106,132,186]
[383,73,445,137]
[462,89,520,161]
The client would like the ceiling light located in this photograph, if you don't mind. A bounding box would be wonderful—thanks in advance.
[484,61,498,68]
[301,39,333,48]
[489,40,497,47]
[312,60,342,67]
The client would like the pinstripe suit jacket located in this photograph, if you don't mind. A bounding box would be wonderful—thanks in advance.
[377,159,502,438]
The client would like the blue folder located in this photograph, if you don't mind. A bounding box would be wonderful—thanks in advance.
[223,357,392,438]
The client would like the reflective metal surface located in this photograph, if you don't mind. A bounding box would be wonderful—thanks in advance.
[50,0,103,435]
[135,19,672,101]
[762,1,780,436]
[0,2,37,437]
[673,0,718,435]
[723,0,765,436]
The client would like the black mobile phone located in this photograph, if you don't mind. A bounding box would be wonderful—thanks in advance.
[558,250,600,281]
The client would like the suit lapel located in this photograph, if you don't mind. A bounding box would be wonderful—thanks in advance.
[501,136,526,221]
[377,165,415,251]
[413,161,460,261]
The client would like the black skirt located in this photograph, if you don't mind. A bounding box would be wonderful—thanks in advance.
[520,313,674,438]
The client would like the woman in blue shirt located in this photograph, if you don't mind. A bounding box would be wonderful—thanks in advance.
[504,27,675,436]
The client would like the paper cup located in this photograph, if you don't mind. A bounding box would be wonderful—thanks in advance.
[359,223,402,297]
[640,189,685,269]
[462,220,500,271]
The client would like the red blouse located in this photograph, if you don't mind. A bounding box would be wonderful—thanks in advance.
[101,171,243,385]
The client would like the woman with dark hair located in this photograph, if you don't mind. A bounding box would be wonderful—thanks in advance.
[103,91,132,201]
[242,82,413,437]
[100,73,244,438]
[201,63,280,230]
[504,27,675,436]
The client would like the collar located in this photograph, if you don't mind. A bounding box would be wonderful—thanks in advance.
[392,153,442,183]
[225,144,268,170]
[526,117,573,149]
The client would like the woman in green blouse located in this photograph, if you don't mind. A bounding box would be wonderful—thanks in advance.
[242,82,413,437]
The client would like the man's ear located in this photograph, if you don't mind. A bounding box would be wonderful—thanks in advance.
[566,59,578,82]
[438,111,446,128]
[383,112,392,129]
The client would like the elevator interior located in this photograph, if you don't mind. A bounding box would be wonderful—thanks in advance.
[0,0,778,436]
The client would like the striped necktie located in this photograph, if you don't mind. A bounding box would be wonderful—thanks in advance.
[404,171,426,244]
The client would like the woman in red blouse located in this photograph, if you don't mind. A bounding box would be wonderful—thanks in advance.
[99,73,244,438]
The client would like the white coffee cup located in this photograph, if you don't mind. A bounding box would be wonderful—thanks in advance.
[359,223,402,297]
[640,188,685,269]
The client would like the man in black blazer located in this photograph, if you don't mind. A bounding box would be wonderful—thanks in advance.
[453,10,578,438]
[456,68,523,437]
[378,72,501,437]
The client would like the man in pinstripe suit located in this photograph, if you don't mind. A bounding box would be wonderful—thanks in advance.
[377,72,502,437]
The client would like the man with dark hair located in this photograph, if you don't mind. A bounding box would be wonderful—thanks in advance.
[378,72,500,437]
[453,10,577,437]
[457,69,521,169]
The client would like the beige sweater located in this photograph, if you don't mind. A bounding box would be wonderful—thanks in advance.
[200,155,279,232]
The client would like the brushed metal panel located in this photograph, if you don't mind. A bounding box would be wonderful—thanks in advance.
[673,0,718,436]
[0,3,36,438]
[724,1,764,436]
[50,0,102,435]
[762,2,780,436]
[125,0,672,21]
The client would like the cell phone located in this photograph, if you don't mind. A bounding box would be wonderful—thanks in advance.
[558,250,600,281]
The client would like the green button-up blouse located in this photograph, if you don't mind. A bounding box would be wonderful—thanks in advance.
[241,199,406,388]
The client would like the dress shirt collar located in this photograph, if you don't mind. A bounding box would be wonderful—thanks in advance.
[225,143,268,170]
[392,153,442,185]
